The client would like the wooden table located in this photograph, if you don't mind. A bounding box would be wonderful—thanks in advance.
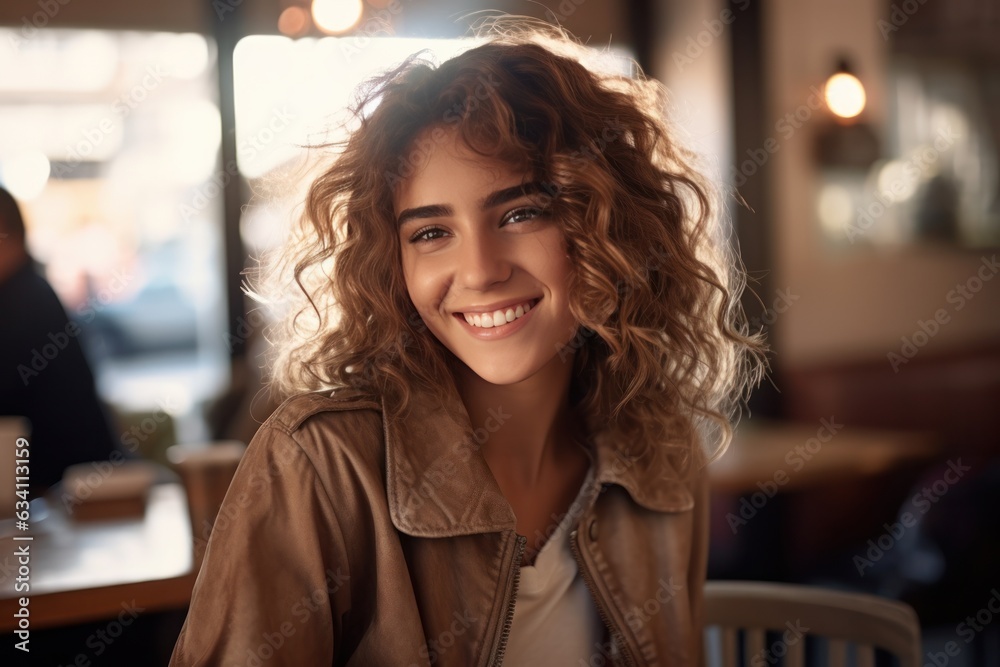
[0,483,197,631]
[708,419,939,495]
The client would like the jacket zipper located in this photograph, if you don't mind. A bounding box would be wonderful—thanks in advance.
[570,528,636,667]
[491,534,526,667]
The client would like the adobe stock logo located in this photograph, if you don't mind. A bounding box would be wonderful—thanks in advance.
[726,417,844,534]
[748,620,810,667]
[17,268,135,385]
[853,459,970,577]
[922,588,1000,667]
[877,0,932,40]
[887,255,998,373]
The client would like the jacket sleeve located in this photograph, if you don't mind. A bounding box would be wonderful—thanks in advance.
[169,423,350,666]
[688,467,710,667]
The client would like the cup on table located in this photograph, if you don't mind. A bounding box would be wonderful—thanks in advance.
[166,440,246,567]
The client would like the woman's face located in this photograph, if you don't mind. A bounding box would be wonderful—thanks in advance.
[394,126,580,385]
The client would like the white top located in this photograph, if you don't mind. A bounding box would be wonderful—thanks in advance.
[502,464,607,665]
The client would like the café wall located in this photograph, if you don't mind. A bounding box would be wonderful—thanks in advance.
[762,0,1000,367]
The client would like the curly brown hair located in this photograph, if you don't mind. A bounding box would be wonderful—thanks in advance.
[253,21,768,476]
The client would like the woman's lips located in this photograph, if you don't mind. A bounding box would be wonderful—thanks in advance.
[452,297,541,339]
[457,297,540,328]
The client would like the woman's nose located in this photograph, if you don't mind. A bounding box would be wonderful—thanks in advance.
[456,228,512,291]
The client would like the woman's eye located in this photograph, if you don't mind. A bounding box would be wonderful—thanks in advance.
[409,227,445,244]
[503,206,546,225]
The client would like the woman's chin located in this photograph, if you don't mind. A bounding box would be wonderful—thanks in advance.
[453,357,533,387]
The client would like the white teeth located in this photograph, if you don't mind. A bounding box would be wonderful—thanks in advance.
[462,300,535,328]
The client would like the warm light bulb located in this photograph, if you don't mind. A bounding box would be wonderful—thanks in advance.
[311,0,363,35]
[824,72,866,119]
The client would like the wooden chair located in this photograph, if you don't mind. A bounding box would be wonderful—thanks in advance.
[702,580,922,667]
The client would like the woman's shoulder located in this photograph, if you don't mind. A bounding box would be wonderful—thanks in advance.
[250,387,387,472]
[261,387,383,434]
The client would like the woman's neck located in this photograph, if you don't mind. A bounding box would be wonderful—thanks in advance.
[451,352,585,491]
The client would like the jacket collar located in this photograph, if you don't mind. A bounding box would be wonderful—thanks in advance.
[372,373,694,538]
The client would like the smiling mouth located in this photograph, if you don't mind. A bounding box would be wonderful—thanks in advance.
[454,297,541,328]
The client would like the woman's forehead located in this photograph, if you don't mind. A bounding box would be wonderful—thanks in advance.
[391,126,531,211]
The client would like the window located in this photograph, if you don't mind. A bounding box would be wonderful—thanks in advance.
[0,28,228,430]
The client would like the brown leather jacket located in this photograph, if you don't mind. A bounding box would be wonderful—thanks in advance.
[169,381,708,666]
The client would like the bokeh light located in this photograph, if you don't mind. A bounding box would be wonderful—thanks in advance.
[278,6,311,37]
[311,0,363,35]
[825,72,867,119]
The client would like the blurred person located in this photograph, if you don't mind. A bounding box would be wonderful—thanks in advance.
[170,20,767,667]
[0,186,123,498]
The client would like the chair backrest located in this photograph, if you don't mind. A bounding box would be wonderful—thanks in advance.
[703,581,922,667]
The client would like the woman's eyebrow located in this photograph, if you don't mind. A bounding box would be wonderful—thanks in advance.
[396,204,451,229]
[481,181,545,210]
[396,181,545,229]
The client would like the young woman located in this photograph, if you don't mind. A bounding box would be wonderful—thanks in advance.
[170,22,766,667]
